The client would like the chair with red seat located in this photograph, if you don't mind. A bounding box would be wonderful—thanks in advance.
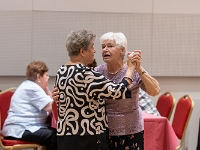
[51,101,58,128]
[0,87,44,150]
[156,92,175,120]
[172,94,194,150]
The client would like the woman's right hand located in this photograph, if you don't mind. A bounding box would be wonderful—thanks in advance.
[127,52,136,69]
[52,86,59,103]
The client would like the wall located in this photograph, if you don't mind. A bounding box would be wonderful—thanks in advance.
[1,0,200,76]
[0,0,200,149]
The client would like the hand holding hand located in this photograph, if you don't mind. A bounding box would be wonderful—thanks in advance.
[130,50,142,72]
[127,52,136,70]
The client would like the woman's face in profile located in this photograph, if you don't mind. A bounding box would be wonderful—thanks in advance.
[38,72,49,89]
[84,41,96,65]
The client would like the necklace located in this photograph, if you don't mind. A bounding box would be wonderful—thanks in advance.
[106,66,123,75]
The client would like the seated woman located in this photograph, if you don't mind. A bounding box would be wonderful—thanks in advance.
[2,60,57,150]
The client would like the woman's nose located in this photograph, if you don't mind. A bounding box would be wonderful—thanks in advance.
[102,46,108,51]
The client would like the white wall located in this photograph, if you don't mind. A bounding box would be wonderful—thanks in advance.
[0,0,200,149]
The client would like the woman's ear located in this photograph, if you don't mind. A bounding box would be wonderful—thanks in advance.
[37,74,41,83]
[120,47,125,56]
[80,48,85,57]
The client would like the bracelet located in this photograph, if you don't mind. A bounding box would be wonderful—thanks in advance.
[124,77,133,84]
[141,71,146,75]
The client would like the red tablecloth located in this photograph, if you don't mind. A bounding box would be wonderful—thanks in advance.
[144,112,178,150]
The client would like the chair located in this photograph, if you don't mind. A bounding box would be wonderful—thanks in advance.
[0,87,43,150]
[172,94,194,150]
[51,101,58,128]
[156,92,175,120]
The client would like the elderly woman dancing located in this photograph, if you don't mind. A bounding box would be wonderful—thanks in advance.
[95,32,160,150]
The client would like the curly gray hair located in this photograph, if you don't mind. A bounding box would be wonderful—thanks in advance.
[66,29,96,57]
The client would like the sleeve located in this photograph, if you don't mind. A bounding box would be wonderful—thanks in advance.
[27,87,52,111]
[85,69,131,100]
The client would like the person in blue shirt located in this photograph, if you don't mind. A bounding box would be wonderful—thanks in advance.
[139,88,160,116]
[2,60,57,150]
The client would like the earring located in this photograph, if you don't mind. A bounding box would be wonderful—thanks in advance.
[38,80,40,83]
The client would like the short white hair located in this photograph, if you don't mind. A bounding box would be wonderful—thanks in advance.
[100,32,127,57]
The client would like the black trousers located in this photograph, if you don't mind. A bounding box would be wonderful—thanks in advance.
[57,133,109,150]
[109,131,144,150]
[5,127,57,150]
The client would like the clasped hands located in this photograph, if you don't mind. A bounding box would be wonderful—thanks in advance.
[127,50,142,70]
